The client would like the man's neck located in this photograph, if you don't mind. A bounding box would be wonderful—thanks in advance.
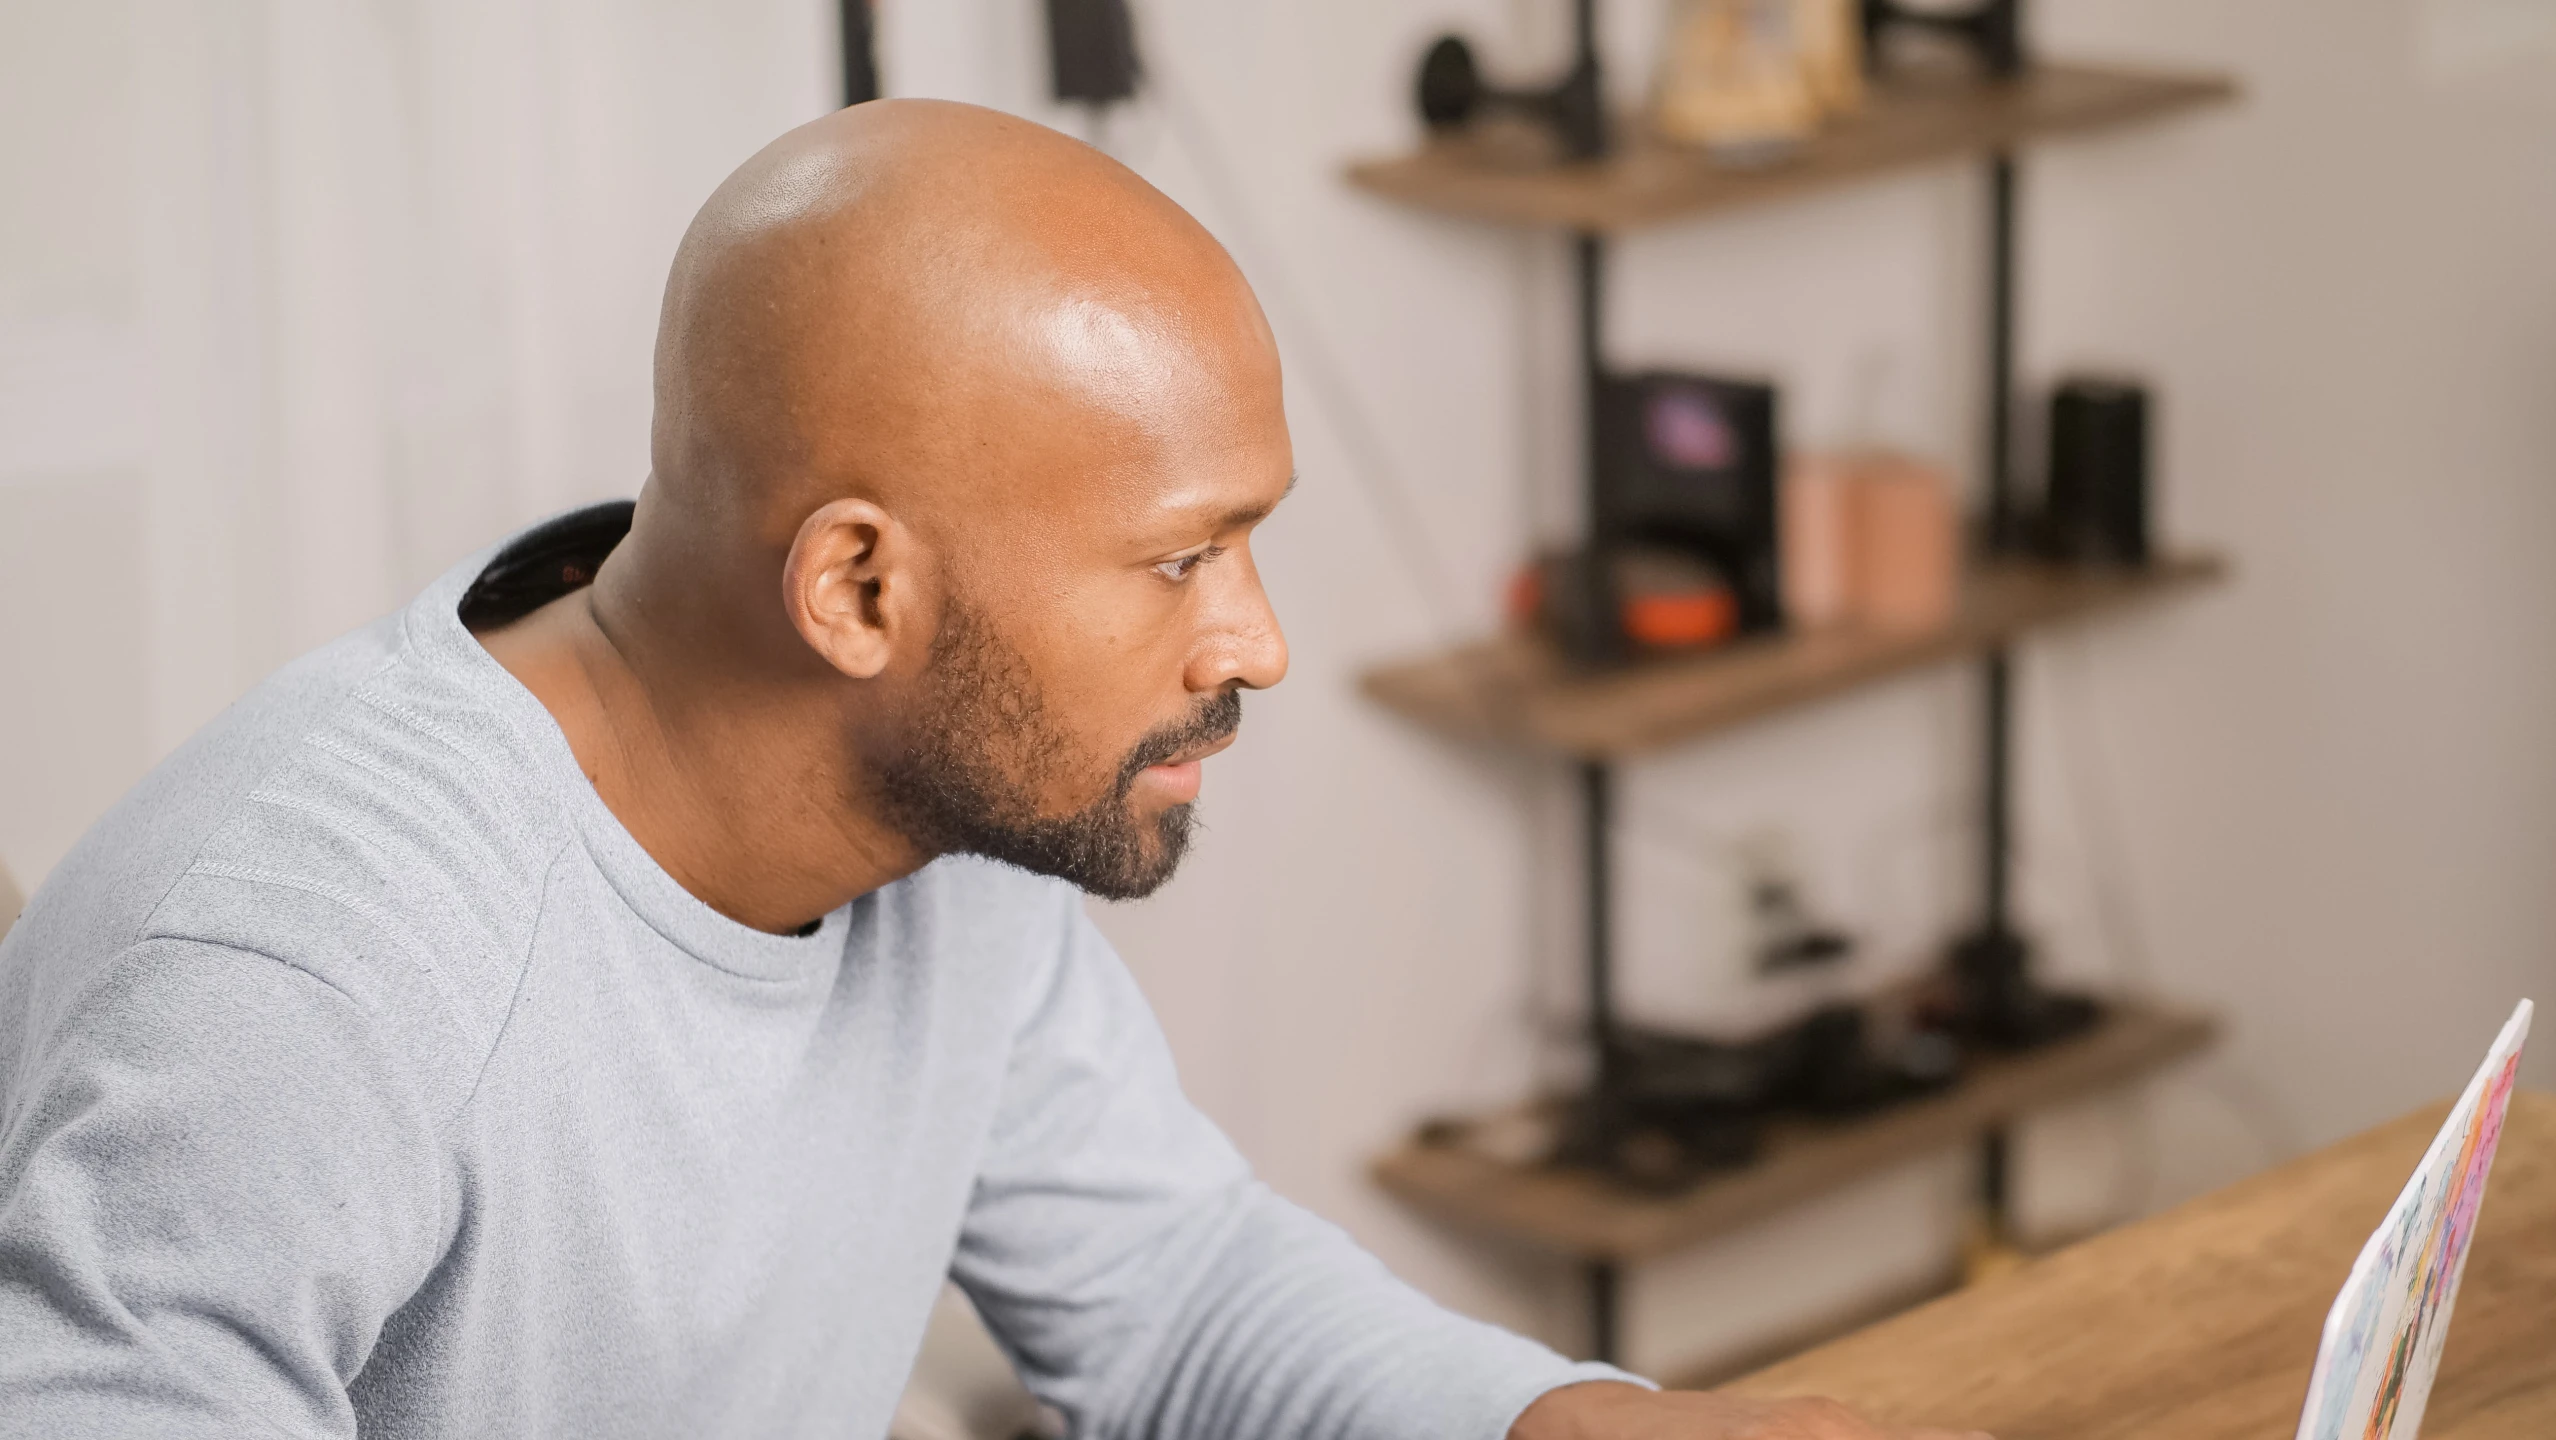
[473,576,923,935]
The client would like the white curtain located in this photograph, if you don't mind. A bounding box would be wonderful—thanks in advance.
[138,0,843,739]
[1,0,836,879]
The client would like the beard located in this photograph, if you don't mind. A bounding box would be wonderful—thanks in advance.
[872,594,1241,901]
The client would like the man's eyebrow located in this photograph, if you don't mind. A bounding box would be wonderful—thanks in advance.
[1215,472,1297,531]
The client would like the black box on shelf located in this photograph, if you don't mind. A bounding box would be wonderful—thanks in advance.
[2042,376,2151,565]
[1593,370,1785,635]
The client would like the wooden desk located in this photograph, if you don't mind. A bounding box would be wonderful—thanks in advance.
[1725,1092,2556,1439]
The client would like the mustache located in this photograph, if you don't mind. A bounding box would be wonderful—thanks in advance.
[1115,689,1243,790]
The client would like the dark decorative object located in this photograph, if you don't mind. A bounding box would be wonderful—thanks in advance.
[1941,927,2101,1050]
[1412,34,1608,160]
[1749,868,1856,974]
[1859,0,2026,79]
[2042,376,2151,565]
[1555,1000,1963,1193]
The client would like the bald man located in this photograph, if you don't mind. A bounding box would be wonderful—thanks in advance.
[0,103,1983,1440]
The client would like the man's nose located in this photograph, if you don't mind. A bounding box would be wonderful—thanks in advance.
[1195,552,1288,693]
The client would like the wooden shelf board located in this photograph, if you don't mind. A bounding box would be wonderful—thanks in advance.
[1346,61,2237,233]
[1371,997,2217,1264]
[1361,553,2225,761]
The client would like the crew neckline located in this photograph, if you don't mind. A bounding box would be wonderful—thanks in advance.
[404,506,854,983]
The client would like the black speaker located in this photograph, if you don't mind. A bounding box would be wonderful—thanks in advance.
[2043,377,2149,565]
[1593,371,1783,634]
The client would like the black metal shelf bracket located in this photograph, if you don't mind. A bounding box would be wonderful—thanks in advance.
[1973,149,2022,1253]
[1556,127,2036,1364]
[1575,219,1624,1365]
[1569,0,1622,1366]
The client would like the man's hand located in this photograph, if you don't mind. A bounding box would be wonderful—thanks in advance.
[1512,1381,1991,1440]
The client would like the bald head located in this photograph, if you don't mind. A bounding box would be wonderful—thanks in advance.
[649,99,1278,550]
[544,100,1292,917]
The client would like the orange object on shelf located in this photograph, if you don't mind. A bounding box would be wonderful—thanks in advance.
[1781,451,1856,629]
[1783,449,1960,635]
[1624,586,1741,648]
[1854,452,1958,633]
[1508,546,1744,657]
[1505,562,1547,633]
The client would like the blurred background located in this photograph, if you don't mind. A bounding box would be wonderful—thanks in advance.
[5,0,2553,1392]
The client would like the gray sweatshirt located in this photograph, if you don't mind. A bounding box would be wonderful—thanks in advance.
[0,507,1624,1440]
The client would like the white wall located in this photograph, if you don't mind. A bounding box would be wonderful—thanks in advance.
[6,0,2553,1384]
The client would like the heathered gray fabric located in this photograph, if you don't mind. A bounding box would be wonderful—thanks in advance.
[0,514,1630,1439]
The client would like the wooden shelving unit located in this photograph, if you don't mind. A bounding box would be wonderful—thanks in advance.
[1375,999,2216,1264]
[1342,19,2240,1368]
[1363,553,2224,760]
[1347,62,2234,233]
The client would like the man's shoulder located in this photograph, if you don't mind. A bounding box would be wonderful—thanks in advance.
[9,617,566,1090]
[12,620,403,962]
[145,658,566,1046]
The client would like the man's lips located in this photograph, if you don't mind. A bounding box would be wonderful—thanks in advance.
[1137,730,1236,806]
[1150,729,1238,771]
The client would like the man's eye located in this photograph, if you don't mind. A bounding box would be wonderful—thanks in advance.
[1154,546,1224,582]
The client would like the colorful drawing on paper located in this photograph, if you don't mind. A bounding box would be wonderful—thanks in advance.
[2295,998,2532,1440]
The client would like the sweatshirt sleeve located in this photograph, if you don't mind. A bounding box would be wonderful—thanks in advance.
[949,897,1639,1440]
[0,939,448,1440]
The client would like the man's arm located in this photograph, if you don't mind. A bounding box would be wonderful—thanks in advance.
[950,895,1995,1440]
[0,939,445,1438]
[949,896,1636,1440]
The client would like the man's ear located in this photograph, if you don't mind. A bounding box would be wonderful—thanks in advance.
[782,498,925,680]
